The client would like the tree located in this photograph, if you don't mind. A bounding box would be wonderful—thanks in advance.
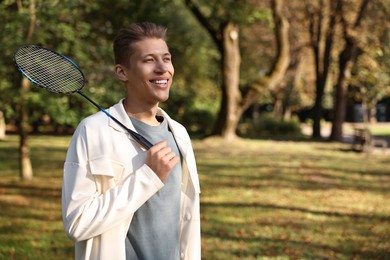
[329,0,380,141]
[348,3,390,124]
[241,0,290,118]
[1,0,103,180]
[185,0,290,140]
[0,111,5,140]
[18,0,36,181]
[85,0,221,134]
[303,0,339,139]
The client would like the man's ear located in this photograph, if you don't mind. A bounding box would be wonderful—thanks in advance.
[114,64,128,81]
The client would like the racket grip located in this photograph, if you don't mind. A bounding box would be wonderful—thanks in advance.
[98,107,153,150]
[130,132,154,150]
[76,91,153,150]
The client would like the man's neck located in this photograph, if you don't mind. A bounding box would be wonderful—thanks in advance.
[122,99,160,126]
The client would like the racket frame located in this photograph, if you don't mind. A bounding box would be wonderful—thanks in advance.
[13,45,153,150]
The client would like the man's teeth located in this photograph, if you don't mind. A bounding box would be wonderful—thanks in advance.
[151,80,168,84]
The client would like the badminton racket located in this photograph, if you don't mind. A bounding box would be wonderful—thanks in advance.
[13,45,153,150]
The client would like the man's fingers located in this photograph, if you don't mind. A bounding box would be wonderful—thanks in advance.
[150,140,168,152]
[169,155,180,167]
[150,142,177,160]
[162,150,176,160]
[146,140,179,181]
[162,151,179,165]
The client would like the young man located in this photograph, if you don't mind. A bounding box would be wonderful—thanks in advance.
[62,22,201,260]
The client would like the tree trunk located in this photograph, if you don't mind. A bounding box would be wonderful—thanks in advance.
[0,111,5,140]
[329,47,353,141]
[18,0,36,181]
[212,22,241,140]
[312,75,326,139]
[360,86,370,125]
[368,98,377,123]
[329,0,370,141]
[19,77,33,181]
[305,0,339,139]
[240,0,290,121]
[283,53,305,120]
[186,0,289,140]
[273,92,284,118]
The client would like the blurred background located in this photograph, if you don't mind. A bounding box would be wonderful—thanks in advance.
[1,0,389,141]
[1,0,390,259]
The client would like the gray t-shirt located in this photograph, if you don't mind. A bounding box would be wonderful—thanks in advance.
[125,116,182,260]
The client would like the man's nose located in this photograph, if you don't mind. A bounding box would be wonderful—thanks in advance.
[155,59,169,72]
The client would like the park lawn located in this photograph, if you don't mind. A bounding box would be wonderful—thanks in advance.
[1,135,390,259]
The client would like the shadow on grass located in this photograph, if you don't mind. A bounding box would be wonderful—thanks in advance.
[0,178,73,259]
[201,201,390,259]
[0,181,62,221]
[202,227,390,259]
[201,201,390,221]
[2,135,390,259]
[196,138,390,259]
[0,182,61,197]
[199,165,390,194]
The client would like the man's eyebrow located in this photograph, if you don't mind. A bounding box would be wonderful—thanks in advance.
[142,52,171,57]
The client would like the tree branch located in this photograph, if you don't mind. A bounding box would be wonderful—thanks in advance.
[184,0,223,51]
[240,0,290,112]
[323,0,339,78]
[354,0,370,28]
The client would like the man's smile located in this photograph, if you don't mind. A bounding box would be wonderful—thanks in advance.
[150,79,168,84]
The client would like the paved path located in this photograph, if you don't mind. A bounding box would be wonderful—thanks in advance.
[301,123,390,154]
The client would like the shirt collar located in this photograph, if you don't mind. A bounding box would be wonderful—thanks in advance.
[107,99,190,155]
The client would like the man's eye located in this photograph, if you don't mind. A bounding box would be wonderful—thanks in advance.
[164,57,171,62]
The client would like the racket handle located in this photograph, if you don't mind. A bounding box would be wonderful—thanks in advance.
[77,91,153,150]
[102,109,153,150]
[130,131,154,150]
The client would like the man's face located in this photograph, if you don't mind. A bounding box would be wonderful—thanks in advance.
[121,38,174,105]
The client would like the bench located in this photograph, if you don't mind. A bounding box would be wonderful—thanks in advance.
[352,127,387,153]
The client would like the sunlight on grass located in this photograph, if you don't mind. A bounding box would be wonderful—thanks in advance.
[195,137,390,259]
[1,135,390,259]
[0,135,72,260]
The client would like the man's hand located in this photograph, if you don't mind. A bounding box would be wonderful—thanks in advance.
[146,141,180,181]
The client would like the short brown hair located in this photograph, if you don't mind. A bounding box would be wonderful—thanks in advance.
[113,22,167,66]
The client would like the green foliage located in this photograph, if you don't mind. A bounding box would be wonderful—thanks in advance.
[182,108,217,135]
[190,0,271,25]
[0,0,102,130]
[349,27,390,106]
[1,0,388,136]
[0,0,221,133]
[241,112,302,137]
[157,0,221,134]
[161,85,219,136]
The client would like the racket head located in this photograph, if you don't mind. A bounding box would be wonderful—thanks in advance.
[13,45,86,94]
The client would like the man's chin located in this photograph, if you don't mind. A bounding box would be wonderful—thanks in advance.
[156,92,170,103]
[159,96,169,103]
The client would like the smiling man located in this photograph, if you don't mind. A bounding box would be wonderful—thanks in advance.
[61,22,201,260]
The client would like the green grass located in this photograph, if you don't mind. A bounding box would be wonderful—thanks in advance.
[343,122,390,137]
[0,136,72,260]
[1,135,390,259]
[369,124,390,136]
[196,138,390,259]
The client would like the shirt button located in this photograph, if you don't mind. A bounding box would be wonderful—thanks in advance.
[185,213,192,220]
[180,252,185,259]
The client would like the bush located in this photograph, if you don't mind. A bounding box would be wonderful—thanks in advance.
[240,113,301,137]
[182,108,216,136]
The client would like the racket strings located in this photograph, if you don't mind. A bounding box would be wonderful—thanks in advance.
[15,46,84,94]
